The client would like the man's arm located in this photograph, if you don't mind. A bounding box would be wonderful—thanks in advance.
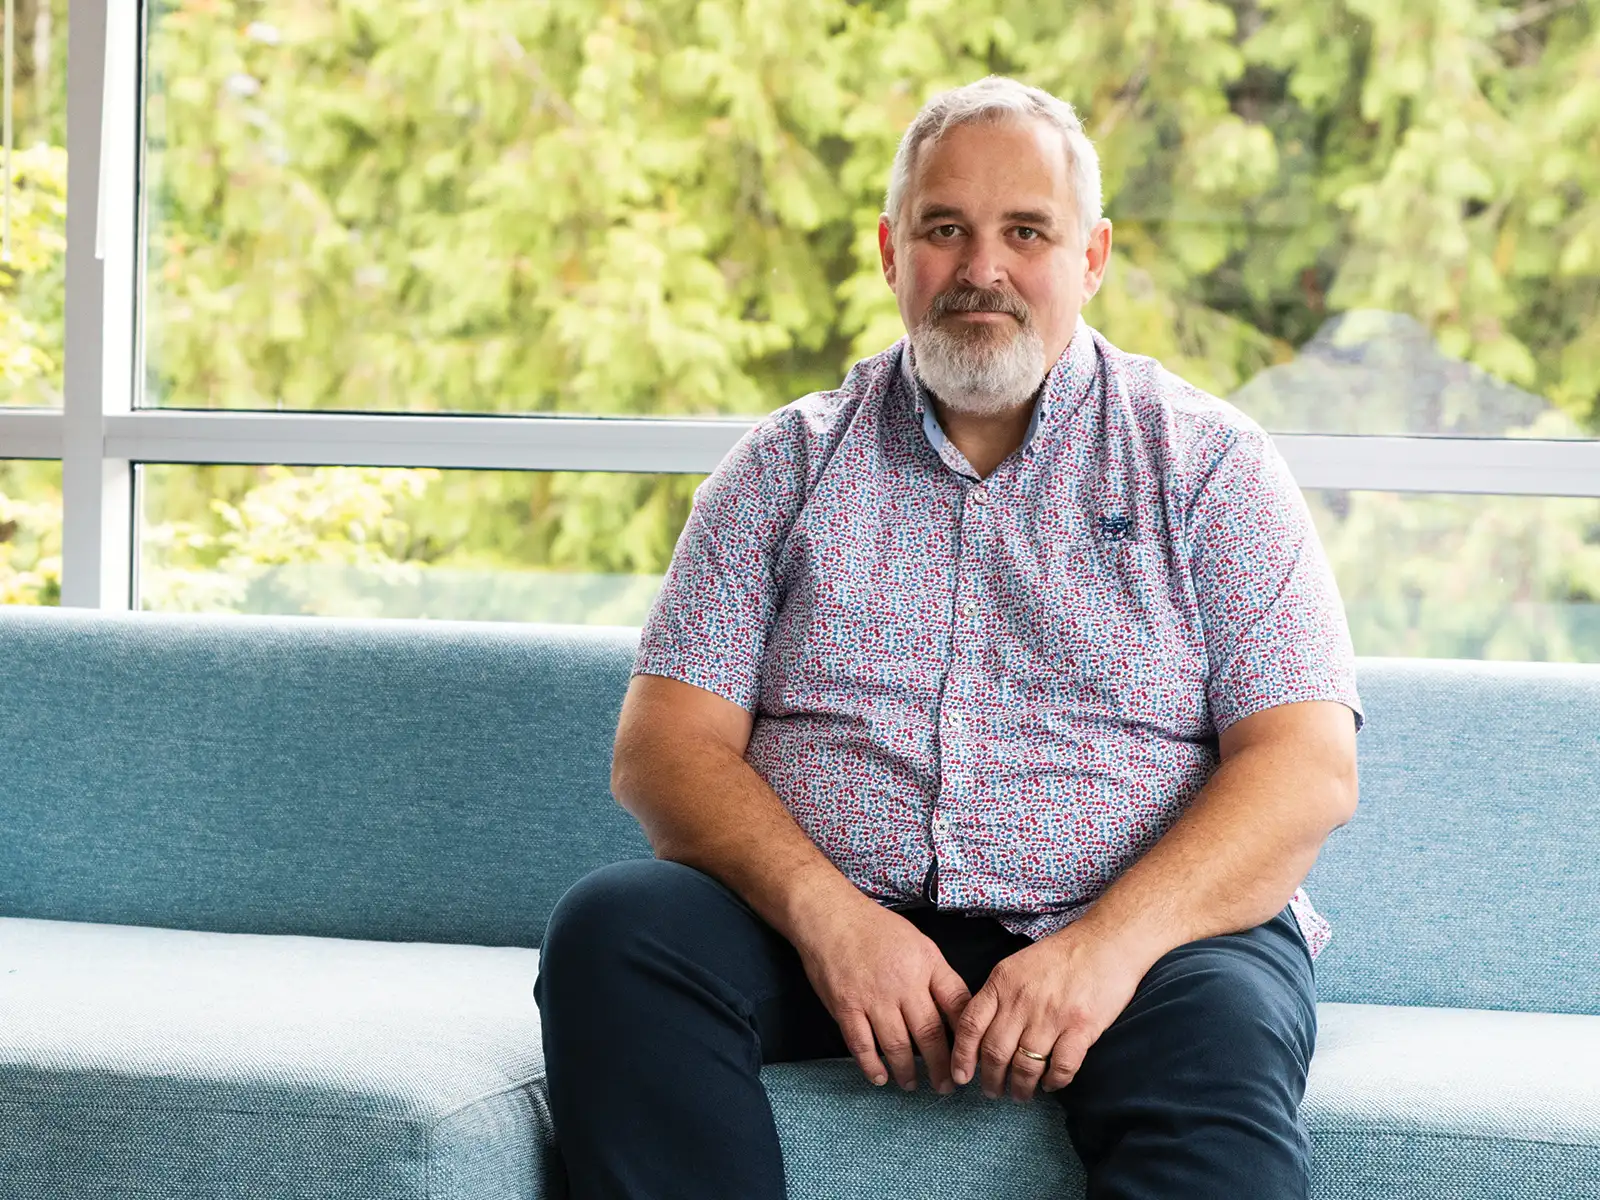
[950,698,1357,1099]
[611,673,859,945]
[613,673,973,1093]
[1072,698,1358,967]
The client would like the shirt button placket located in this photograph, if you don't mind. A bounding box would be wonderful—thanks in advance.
[934,481,990,906]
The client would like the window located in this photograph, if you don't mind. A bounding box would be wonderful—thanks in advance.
[0,0,67,408]
[0,457,61,602]
[1310,490,1600,661]
[0,0,1596,664]
[139,464,696,623]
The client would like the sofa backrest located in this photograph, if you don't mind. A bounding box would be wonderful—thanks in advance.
[2,608,1597,1014]
[0,607,648,949]
[1304,656,1600,1016]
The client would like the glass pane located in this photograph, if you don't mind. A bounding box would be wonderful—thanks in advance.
[1312,490,1600,663]
[1,0,67,408]
[140,1,1600,437]
[138,464,700,622]
[139,467,1600,662]
[0,457,61,602]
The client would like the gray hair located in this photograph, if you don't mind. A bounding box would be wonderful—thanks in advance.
[884,76,1103,240]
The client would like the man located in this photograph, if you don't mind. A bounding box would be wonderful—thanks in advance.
[535,75,1362,1199]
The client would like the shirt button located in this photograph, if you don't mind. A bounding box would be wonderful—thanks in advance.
[959,602,976,618]
[970,487,990,506]
[947,712,964,729]
[932,816,948,834]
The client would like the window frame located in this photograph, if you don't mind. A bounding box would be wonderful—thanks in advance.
[1,0,1597,613]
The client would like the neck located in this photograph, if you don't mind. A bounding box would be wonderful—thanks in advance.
[931,393,1037,479]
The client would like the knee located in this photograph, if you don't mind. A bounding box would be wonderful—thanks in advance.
[540,858,713,979]
[1162,948,1315,1073]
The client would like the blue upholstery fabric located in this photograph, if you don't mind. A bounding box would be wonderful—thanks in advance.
[0,607,648,947]
[3,607,1600,1199]
[1304,1002,1600,1200]
[4,607,1596,1014]
[766,1003,1600,1200]
[1303,657,1600,1015]
[0,916,554,1200]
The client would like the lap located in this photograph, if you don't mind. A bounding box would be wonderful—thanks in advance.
[546,861,1314,1085]
[541,860,1026,1066]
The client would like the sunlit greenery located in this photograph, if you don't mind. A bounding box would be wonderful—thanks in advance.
[1,0,1598,659]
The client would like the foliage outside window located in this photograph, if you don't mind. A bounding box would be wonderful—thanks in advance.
[0,459,61,604]
[0,0,66,408]
[2,0,1599,657]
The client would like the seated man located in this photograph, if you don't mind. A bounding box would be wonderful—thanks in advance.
[535,74,1363,1200]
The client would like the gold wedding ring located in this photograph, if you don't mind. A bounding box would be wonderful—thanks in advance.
[1014,1046,1050,1062]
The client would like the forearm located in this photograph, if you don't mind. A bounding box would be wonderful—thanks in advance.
[1073,736,1356,970]
[612,728,866,944]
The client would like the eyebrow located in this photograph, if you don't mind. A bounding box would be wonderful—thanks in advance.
[915,204,1059,228]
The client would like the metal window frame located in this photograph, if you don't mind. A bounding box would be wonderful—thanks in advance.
[3,0,1599,614]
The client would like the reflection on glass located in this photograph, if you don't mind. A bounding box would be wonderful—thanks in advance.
[1,0,67,408]
[141,0,1600,436]
[0,457,61,602]
[1311,490,1600,663]
[138,464,701,623]
[1230,312,1590,439]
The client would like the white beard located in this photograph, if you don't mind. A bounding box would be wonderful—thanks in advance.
[910,315,1046,416]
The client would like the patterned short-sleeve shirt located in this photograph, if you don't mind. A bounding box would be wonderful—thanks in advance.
[635,320,1363,956]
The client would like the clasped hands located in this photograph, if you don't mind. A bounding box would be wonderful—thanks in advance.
[795,894,1148,1103]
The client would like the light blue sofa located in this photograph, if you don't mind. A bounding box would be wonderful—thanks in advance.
[1,606,1597,1199]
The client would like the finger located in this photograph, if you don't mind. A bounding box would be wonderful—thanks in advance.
[872,1007,919,1092]
[951,986,997,1085]
[978,1015,1023,1101]
[838,1008,888,1087]
[1008,1028,1053,1103]
[905,998,956,1096]
[1040,1029,1089,1093]
[931,962,973,1034]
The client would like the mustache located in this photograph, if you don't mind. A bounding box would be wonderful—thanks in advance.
[928,286,1030,324]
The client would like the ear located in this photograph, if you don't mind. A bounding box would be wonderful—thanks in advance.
[1081,219,1113,301]
[879,215,897,288]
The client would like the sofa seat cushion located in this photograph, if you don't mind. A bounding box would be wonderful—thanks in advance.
[762,1001,1600,1199]
[0,917,553,1200]
[1306,1001,1600,1199]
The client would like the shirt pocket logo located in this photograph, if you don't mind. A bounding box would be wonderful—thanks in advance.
[1096,513,1133,542]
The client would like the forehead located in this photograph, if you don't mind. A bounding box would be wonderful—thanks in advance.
[908,116,1074,222]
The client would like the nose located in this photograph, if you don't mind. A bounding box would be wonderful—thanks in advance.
[956,230,1008,291]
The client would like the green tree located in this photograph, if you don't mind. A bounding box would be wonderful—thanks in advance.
[6,0,1600,657]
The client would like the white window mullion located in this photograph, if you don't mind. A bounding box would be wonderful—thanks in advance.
[93,409,1600,499]
[61,0,137,610]
[0,409,64,459]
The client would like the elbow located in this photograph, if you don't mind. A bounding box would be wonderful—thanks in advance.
[609,739,644,819]
[608,733,686,862]
[1328,758,1360,829]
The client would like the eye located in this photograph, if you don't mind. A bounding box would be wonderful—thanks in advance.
[1014,226,1041,241]
[930,224,961,240]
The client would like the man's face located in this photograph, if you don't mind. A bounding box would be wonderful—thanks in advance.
[879,117,1111,415]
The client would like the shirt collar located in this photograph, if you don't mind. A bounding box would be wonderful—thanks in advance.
[901,317,1098,462]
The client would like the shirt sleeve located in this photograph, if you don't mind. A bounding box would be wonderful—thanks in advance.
[633,421,795,712]
[1187,425,1364,734]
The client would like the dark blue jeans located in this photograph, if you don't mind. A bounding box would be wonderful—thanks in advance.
[535,859,1317,1199]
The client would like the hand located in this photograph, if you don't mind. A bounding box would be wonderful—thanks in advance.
[791,893,972,1094]
[950,920,1149,1102]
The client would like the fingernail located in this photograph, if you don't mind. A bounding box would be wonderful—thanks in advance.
[873,1075,887,1086]
[901,1081,915,1092]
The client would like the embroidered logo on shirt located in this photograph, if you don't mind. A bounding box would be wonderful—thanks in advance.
[1097,513,1132,541]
